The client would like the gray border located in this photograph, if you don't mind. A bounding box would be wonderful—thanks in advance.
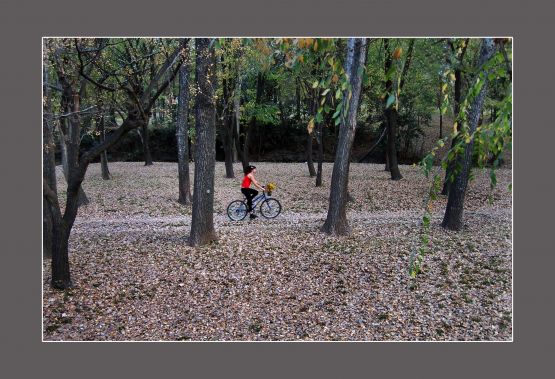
[1,0,552,377]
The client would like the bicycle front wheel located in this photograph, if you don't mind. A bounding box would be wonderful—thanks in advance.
[260,198,282,219]
[227,200,248,221]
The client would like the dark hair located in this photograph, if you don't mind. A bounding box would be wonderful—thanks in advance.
[244,165,256,175]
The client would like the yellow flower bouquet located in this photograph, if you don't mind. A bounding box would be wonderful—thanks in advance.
[266,182,277,196]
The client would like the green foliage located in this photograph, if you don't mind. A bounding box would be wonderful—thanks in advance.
[410,39,512,280]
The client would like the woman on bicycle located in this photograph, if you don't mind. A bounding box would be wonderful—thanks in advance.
[241,165,265,219]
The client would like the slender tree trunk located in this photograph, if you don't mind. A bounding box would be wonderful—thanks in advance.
[141,123,153,165]
[386,107,403,180]
[220,58,235,179]
[315,121,324,187]
[442,67,463,195]
[233,73,242,162]
[437,75,444,139]
[442,38,495,231]
[307,131,316,177]
[43,64,57,259]
[383,39,403,180]
[177,55,192,204]
[439,113,443,139]
[242,124,251,171]
[232,116,245,167]
[223,120,235,178]
[241,73,264,172]
[442,38,469,195]
[190,38,217,247]
[98,114,111,180]
[306,92,316,177]
[322,38,368,235]
[296,77,302,125]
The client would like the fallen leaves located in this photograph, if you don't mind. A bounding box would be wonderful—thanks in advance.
[43,162,512,341]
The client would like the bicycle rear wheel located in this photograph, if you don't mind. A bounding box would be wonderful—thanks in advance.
[227,200,248,221]
[260,198,281,219]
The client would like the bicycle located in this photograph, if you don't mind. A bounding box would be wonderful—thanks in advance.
[226,189,282,221]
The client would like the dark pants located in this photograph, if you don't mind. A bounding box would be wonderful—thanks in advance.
[241,188,258,212]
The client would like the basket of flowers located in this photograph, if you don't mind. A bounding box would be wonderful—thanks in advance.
[266,182,276,196]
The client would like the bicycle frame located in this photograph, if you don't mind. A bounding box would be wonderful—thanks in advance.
[250,192,269,210]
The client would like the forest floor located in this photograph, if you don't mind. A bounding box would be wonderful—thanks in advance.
[43,161,512,341]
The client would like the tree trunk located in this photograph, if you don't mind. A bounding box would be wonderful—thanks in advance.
[307,131,316,177]
[98,114,111,180]
[383,38,402,180]
[242,124,251,171]
[437,75,443,139]
[321,38,368,235]
[232,116,245,168]
[315,121,324,187]
[58,122,89,206]
[43,205,54,259]
[189,38,217,247]
[306,92,316,177]
[296,77,302,125]
[47,39,186,289]
[233,73,242,162]
[386,107,403,180]
[442,38,495,231]
[43,64,57,259]
[223,119,235,178]
[439,113,443,139]
[141,123,153,166]
[50,207,72,289]
[442,38,469,195]
[177,56,192,204]
[442,66,463,195]
[221,58,235,179]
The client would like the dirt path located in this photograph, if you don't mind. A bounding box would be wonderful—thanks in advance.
[72,208,511,235]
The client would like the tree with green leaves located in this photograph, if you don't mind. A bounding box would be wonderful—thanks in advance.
[321,38,368,235]
[382,38,415,180]
[442,38,470,195]
[442,38,497,230]
[43,38,187,289]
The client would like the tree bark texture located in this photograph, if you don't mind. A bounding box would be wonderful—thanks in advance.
[321,38,368,235]
[385,107,403,180]
[233,74,242,162]
[98,114,112,180]
[306,89,317,177]
[220,57,235,179]
[189,38,217,247]
[315,121,324,187]
[307,131,316,177]
[43,64,57,259]
[442,38,469,195]
[441,38,495,231]
[382,38,405,180]
[177,54,192,204]
[141,122,153,166]
[58,121,89,206]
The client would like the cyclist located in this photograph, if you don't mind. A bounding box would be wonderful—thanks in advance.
[241,165,265,219]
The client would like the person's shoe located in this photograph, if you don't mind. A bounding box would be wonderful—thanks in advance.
[249,213,257,219]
